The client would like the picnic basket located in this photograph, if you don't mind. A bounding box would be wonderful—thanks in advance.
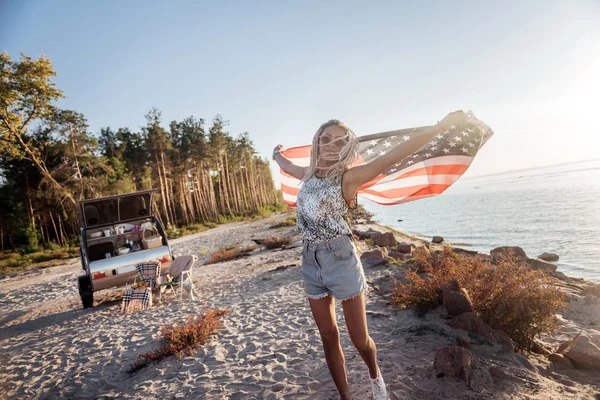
[142,227,163,249]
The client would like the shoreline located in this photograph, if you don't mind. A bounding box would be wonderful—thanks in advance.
[0,211,598,399]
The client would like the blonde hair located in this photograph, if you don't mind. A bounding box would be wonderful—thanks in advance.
[304,119,359,182]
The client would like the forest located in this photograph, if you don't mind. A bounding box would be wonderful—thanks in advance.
[0,52,283,263]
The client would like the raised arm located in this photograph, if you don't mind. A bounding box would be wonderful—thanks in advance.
[342,111,468,200]
[272,145,308,180]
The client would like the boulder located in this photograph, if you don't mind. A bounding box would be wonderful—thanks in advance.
[559,333,600,370]
[490,246,528,263]
[552,271,569,281]
[538,252,559,262]
[388,251,410,261]
[492,329,515,352]
[442,280,474,317]
[396,243,413,254]
[361,248,388,259]
[456,336,471,350]
[548,353,574,369]
[371,232,398,247]
[356,228,382,240]
[452,247,480,257]
[361,256,389,268]
[433,346,474,383]
[432,236,444,244]
[584,283,600,297]
[531,341,551,356]
[526,258,558,273]
[447,312,493,340]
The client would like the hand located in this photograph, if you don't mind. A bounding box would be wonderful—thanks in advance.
[438,110,467,130]
[272,144,284,160]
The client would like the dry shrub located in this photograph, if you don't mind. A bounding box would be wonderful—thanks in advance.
[129,307,229,374]
[262,236,292,249]
[269,216,296,229]
[392,247,567,350]
[207,246,241,264]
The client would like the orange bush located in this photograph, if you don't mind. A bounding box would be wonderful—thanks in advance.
[392,247,567,350]
[129,308,230,373]
[262,236,292,249]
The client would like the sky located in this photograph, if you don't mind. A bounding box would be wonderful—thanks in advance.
[1,0,599,185]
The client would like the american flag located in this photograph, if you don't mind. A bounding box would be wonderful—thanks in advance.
[279,111,494,206]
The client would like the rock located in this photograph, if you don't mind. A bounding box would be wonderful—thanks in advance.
[531,341,551,355]
[456,336,471,350]
[361,256,389,268]
[371,232,398,247]
[493,329,515,352]
[433,346,474,383]
[441,279,460,292]
[432,236,444,244]
[361,248,388,259]
[442,280,474,317]
[356,229,382,240]
[559,333,600,370]
[548,353,574,369]
[584,283,600,297]
[552,271,569,281]
[539,252,559,262]
[388,251,410,261]
[396,243,413,254]
[526,258,558,273]
[452,247,480,257]
[447,312,493,340]
[490,246,528,263]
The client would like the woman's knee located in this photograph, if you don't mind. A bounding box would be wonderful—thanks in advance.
[351,334,374,353]
[319,326,340,346]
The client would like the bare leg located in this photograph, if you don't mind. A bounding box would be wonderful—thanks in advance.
[342,293,379,379]
[309,295,352,400]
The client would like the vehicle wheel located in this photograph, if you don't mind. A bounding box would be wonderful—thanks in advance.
[78,275,94,308]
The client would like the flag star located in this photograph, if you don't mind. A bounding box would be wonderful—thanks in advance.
[402,135,410,141]
[407,160,414,165]
[429,140,438,146]
[430,146,437,151]
[450,125,456,129]
[424,152,431,157]
[443,148,451,154]
[390,136,396,139]
[384,141,392,148]
[390,168,397,172]
[436,134,444,140]
[466,128,474,133]
[366,148,374,155]
[379,150,386,156]
[461,131,470,136]
[461,147,469,153]
[370,140,378,146]
[467,142,476,148]
[393,162,401,167]
[449,142,457,147]
[411,154,419,158]
[454,136,462,142]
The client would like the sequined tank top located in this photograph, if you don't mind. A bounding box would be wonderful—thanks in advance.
[296,175,353,243]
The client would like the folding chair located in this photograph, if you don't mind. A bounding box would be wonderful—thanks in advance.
[121,261,161,312]
[158,255,199,301]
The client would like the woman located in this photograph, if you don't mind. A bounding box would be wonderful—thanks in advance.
[272,111,468,400]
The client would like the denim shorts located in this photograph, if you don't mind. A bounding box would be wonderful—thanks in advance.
[302,235,368,302]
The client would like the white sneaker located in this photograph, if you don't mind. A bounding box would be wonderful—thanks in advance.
[370,368,388,400]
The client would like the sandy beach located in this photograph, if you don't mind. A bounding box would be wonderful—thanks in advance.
[0,212,598,399]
